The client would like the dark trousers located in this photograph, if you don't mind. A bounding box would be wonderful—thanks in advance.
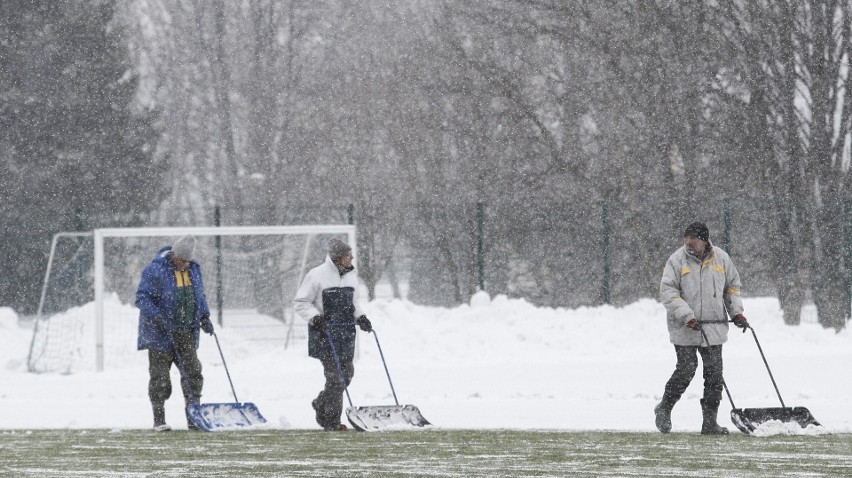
[148,331,204,423]
[314,358,354,428]
[664,345,724,404]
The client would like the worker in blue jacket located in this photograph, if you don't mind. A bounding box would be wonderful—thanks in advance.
[136,235,214,431]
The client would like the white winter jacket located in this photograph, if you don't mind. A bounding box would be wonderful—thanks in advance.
[293,255,365,322]
[660,244,744,346]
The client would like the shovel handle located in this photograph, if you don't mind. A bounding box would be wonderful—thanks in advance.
[371,330,400,406]
[211,332,258,426]
[747,326,787,408]
[213,332,240,403]
[324,329,354,408]
[698,327,738,410]
[167,330,199,404]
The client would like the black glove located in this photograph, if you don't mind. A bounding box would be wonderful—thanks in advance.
[200,315,214,335]
[732,313,749,332]
[356,315,372,332]
[309,314,326,330]
[686,319,702,331]
[152,315,166,332]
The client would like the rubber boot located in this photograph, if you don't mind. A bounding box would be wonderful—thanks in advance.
[654,395,677,433]
[700,399,729,435]
[186,413,200,430]
[312,398,328,429]
[186,400,201,431]
[152,403,170,432]
[323,423,349,432]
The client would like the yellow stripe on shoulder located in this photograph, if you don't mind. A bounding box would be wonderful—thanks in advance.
[725,287,740,295]
[713,264,725,274]
[680,267,691,277]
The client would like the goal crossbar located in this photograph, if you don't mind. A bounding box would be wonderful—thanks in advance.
[93,225,356,371]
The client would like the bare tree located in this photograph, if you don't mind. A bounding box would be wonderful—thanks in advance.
[715,0,852,329]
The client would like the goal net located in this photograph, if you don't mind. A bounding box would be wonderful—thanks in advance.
[27,225,356,373]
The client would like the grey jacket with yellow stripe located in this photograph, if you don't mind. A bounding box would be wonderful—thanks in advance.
[659,244,744,346]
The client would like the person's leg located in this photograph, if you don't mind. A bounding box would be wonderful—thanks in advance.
[148,349,173,429]
[172,331,204,430]
[698,345,728,435]
[656,345,699,432]
[172,331,204,403]
[315,358,354,430]
[699,345,724,403]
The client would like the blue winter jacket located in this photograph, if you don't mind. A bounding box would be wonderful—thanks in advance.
[136,246,211,352]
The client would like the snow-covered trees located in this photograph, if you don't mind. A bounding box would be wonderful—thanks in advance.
[7,1,852,328]
[0,0,162,312]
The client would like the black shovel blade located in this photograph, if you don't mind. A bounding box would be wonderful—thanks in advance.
[345,405,431,431]
[730,407,820,435]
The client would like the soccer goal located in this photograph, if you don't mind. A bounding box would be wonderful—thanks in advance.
[27,225,356,373]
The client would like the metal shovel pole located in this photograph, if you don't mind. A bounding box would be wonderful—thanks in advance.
[746,326,787,408]
[212,332,240,403]
[167,330,199,405]
[165,329,212,430]
[324,328,355,408]
[210,331,256,424]
[699,327,738,410]
[371,330,400,406]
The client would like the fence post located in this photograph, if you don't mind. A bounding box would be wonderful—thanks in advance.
[74,208,85,232]
[347,204,355,225]
[844,199,852,323]
[477,201,485,291]
[602,201,610,304]
[214,205,223,327]
[74,208,86,289]
[723,199,732,253]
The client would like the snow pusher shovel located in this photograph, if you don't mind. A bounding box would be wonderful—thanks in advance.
[325,329,430,431]
[173,332,266,431]
[700,325,820,435]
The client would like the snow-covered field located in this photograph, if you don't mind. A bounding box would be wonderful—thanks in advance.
[2,294,849,435]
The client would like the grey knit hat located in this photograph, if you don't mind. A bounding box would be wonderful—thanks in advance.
[172,235,196,261]
[328,238,352,262]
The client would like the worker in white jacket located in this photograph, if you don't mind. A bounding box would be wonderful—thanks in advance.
[293,238,372,431]
[655,222,749,435]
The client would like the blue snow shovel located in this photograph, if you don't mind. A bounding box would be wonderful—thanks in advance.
[325,328,430,431]
[172,331,267,431]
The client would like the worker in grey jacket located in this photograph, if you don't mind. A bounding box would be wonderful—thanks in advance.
[655,222,749,435]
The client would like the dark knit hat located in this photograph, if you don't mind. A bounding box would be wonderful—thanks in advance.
[328,238,352,262]
[683,222,709,243]
[172,235,196,261]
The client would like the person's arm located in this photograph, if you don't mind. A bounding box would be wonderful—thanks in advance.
[293,273,321,322]
[192,264,211,318]
[659,258,695,325]
[191,265,214,334]
[723,256,745,318]
[352,281,367,319]
[135,263,163,319]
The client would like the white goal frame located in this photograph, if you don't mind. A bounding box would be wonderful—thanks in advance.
[93,225,356,371]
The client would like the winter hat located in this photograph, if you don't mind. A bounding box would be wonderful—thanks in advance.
[683,222,710,243]
[172,235,196,261]
[328,238,352,262]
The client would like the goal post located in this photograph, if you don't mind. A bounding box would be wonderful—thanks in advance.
[93,225,356,372]
[30,224,356,373]
[27,231,95,373]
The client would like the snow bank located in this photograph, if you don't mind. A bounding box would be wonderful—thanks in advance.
[0,307,18,329]
[1,295,850,434]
